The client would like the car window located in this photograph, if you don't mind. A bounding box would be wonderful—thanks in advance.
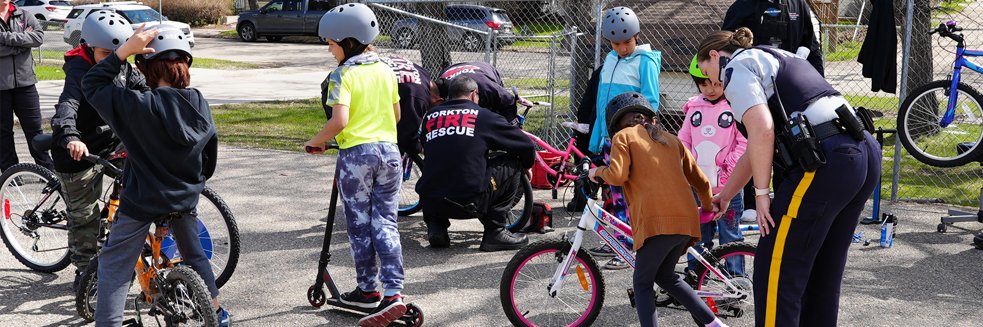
[26,0,42,6]
[67,8,84,19]
[444,7,460,20]
[283,0,301,11]
[118,9,163,24]
[309,0,332,11]
[465,8,484,20]
[50,1,71,6]
[13,0,24,6]
[263,0,284,12]
[492,10,509,22]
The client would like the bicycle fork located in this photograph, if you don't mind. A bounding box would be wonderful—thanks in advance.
[687,247,748,300]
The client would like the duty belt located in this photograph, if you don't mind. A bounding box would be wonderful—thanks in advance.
[812,120,846,140]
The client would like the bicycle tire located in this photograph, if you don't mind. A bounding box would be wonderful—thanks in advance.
[0,163,71,273]
[160,186,240,289]
[694,241,756,321]
[398,153,424,216]
[162,265,219,327]
[897,80,983,167]
[505,174,534,233]
[500,239,605,327]
[75,256,99,322]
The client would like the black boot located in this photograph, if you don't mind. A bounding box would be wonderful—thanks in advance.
[479,228,528,252]
[426,223,450,248]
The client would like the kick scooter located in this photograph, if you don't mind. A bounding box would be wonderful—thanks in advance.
[305,145,424,326]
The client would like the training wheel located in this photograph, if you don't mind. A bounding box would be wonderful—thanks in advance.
[307,285,326,308]
[937,223,947,233]
[400,303,424,327]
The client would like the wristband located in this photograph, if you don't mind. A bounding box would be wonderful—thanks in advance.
[754,187,770,197]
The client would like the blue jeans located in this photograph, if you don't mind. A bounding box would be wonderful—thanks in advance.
[688,191,745,275]
[95,211,218,326]
[338,142,404,296]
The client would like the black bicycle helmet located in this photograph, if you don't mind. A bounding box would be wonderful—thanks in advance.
[606,92,655,134]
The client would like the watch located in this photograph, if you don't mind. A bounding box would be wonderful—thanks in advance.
[754,187,770,197]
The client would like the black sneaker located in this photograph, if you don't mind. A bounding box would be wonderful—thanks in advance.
[358,294,407,327]
[479,229,528,252]
[340,288,381,309]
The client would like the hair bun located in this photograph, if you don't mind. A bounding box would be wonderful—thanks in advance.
[729,27,754,49]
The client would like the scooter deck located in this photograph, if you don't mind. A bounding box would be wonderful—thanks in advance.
[324,298,420,326]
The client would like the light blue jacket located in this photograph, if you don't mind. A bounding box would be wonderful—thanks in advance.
[589,44,662,153]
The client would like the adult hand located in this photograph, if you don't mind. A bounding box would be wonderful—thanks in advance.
[115,24,157,61]
[711,193,731,220]
[67,141,89,161]
[303,139,325,155]
[756,195,776,237]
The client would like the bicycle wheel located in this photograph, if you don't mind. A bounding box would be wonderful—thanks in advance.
[161,265,219,327]
[500,239,605,327]
[160,187,240,288]
[504,174,533,232]
[0,163,71,272]
[398,153,423,216]
[898,80,983,167]
[75,256,99,322]
[694,242,756,323]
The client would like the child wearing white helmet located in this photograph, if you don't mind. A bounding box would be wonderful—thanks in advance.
[51,9,149,292]
[586,6,664,270]
[304,4,407,327]
[81,24,229,326]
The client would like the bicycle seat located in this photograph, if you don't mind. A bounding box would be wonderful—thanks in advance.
[31,134,53,153]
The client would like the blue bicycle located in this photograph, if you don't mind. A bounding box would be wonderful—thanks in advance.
[897,21,983,167]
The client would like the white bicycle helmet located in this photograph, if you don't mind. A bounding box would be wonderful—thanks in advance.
[140,26,193,66]
[601,6,641,42]
[318,3,379,44]
[80,10,133,49]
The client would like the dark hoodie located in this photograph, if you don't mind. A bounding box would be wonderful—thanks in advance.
[51,44,149,173]
[82,54,218,221]
[438,62,518,124]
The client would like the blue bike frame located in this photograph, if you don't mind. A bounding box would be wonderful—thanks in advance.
[946,47,983,126]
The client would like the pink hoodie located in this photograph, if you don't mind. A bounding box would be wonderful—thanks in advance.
[677,95,748,194]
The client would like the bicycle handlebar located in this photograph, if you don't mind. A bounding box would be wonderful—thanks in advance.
[931,22,964,43]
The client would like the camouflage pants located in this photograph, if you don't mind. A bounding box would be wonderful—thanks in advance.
[338,142,404,295]
[57,167,103,272]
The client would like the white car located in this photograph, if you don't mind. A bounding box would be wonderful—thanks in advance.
[14,0,73,24]
[63,1,195,48]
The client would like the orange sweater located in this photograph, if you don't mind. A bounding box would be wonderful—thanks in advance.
[595,125,713,251]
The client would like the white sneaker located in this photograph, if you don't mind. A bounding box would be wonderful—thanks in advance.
[741,209,757,223]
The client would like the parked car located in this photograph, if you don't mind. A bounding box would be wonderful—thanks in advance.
[389,4,515,52]
[63,1,195,48]
[14,0,72,24]
[236,0,333,42]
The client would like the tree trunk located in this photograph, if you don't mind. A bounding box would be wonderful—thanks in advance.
[564,0,594,112]
[419,3,453,76]
[895,0,933,99]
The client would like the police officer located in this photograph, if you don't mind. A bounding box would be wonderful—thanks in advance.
[696,28,880,327]
[416,75,535,251]
[722,0,824,75]
[379,55,442,155]
[436,61,519,124]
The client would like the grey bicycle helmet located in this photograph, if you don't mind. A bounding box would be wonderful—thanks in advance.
[318,3,379,44]
[606,92,654,134]
[601,6,641,42]
[80,10,133,49]
[140,26,193,66]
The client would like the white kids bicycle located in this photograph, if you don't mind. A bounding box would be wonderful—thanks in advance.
[499,159,756,326]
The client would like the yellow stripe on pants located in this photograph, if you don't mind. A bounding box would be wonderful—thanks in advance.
[765,171,816,327]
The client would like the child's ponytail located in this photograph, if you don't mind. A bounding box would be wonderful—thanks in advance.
[642,116,669,145]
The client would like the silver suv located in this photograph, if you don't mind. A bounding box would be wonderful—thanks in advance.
[388,4,515,52]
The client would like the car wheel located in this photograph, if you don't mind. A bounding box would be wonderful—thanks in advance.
[265,36,283,42]
[462,32,483,52]
[394,28,414,49]
[238,22,258,42]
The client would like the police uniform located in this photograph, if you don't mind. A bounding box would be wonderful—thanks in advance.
[722,0,824,75]
[723,46,881,327]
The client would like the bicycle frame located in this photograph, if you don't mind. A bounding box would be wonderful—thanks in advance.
[945,41,983,126]
[524,131,589,188]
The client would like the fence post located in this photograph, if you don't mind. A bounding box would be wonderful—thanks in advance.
[594,0,606,69]
[493,30,499,67]
[485,29,493,64]
[892,0,915,202]
[549,33,558,145]
[569,26,580,116]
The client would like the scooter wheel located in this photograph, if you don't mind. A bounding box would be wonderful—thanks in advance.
[402,303,424,327]
[308,285,326,308]
[937,223,947,233]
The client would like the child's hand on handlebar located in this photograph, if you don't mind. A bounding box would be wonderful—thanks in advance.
[587,167,601,183]
[303,140,325,154]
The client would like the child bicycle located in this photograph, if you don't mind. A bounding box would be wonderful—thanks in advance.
[499,159,756,326]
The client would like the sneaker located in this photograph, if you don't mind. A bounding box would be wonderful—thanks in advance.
[358,294,407,327]
[603,257,629,270]
[216,307,230,327]
[340,288,382,309]
[479,229,528,252]
[587,244,616,257]
[740,209,757,223]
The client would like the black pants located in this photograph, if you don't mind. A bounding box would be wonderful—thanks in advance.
[633,235,715,327]
[753,132,880,327]
[422,157,522,233]
[0,85,53,171]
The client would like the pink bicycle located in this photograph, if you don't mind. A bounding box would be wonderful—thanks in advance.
[515,90,593,198]
[499,160,757,326]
